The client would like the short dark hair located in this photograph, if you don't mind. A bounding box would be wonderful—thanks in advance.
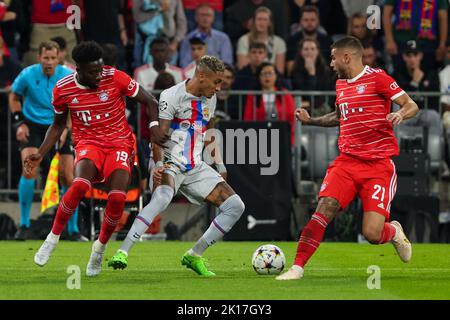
[249,41,267,52]
[154,72,176,90]
[38,41,60,55]
[101,43,118,67]
[50,36,67,50]
[300,5,319,19]
[223,63,236,77]
[150,36,170,49]
[189,37,206,46]
[72,41,103,64]
[331,36,363,55]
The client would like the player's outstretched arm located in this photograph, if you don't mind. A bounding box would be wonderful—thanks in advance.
[295,107,340,127]
[387,93,419,126]
[23,112,68,175]
[132,87,169,147]
[204,119,227,180]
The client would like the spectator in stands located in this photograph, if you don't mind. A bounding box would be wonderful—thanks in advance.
[133,0,187,67]
[21,0,77,66]
[225,0,289,46]
[233,41,268,91]
[83,0,129,70]
[8,41,73,240]
[101,43,119,67]
[236,6,286,75]
[0,37,21,90]
[289,38,334,117]
[0,36,22,191]
[362,42,384,69]
[395,40,441,113]
[50,36,75,70]
[243,62,296,144]
[216,63,241,120]
[183,37,207,79]
[286,5,333,75]
[341,0,375,29]
[179,3,233,68]
[0,0,21,64]
[439,39,450,130]
[134,37,184,144]
[383,0,449,72]
[394,40,442,136]
[347,13,383,53]
[134,37,185,91]
[183,0,224,32]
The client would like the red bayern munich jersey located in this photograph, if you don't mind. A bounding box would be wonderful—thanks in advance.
[52,66,139,149]
[335,65,405,160]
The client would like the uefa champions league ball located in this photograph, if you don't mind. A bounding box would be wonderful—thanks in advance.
[251,244,285,275]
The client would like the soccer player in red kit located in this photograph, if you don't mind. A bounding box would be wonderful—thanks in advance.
[24,41,169,276]
[277,36,419,280]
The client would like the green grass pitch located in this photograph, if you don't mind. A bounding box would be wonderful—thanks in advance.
[0,241,449,300]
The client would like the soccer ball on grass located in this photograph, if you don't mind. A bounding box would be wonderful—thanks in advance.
[251,244,285,275]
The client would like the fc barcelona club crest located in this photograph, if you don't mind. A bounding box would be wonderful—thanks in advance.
[203,108,210,118]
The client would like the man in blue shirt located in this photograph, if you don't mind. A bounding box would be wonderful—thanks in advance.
[179,3,233,68]
[8,41,73,240]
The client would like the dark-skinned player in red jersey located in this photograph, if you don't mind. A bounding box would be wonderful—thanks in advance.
[24,41,169,277]
[277,36,419,280]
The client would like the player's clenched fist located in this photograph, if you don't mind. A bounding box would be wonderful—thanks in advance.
[386,112,403,125]
[295,108,311,124]
[23,153,43,175]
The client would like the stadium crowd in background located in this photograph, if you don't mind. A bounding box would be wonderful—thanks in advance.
[0,0,449,238]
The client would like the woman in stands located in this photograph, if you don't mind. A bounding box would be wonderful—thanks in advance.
[243,62,295,145]
[289,38,334,117]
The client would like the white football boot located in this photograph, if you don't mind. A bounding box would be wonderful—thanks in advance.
[275,265,304,280]
[34,239,58,267]
[390,220,412,263]
[86,240,106,277]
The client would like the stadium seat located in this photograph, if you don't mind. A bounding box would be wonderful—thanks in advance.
[300,126,339,180]
[394,124,443,175]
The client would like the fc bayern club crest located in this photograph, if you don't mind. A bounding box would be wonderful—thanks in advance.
[356,85,366,94]
[99,92,109,102]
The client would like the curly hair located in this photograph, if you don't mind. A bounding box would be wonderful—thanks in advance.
[72,41,103,64]
[197,55,225,73]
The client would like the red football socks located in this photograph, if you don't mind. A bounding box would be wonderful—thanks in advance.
[98,190,126,244]
[294,212,330,268]
[52,178,91,235]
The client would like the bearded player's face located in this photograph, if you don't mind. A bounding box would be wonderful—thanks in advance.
[78,60,104,89]
[200,70,224,98]
[330,48,348,79]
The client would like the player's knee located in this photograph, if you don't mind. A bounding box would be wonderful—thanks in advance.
[317,197,340,221]
[362,226,382,244]
[151,185,174,209]
[223,194,245,220]
[107,191,127,219]
[71,178,92,196]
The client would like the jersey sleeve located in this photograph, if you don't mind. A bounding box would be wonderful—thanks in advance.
[158,89,177,120]
[376,71,405,101]
[11,68,28,96]
[114,69,140,98]
[52,85,68,114]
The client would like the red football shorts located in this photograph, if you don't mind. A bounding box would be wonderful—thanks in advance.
[74,145,135,183]
[318,153,397,219]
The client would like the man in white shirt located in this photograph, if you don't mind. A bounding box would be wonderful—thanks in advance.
[134,37,185,91]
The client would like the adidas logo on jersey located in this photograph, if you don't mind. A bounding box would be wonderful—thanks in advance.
[72,97,79,104]
[339,91,344,98]
[377,203,385,209]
